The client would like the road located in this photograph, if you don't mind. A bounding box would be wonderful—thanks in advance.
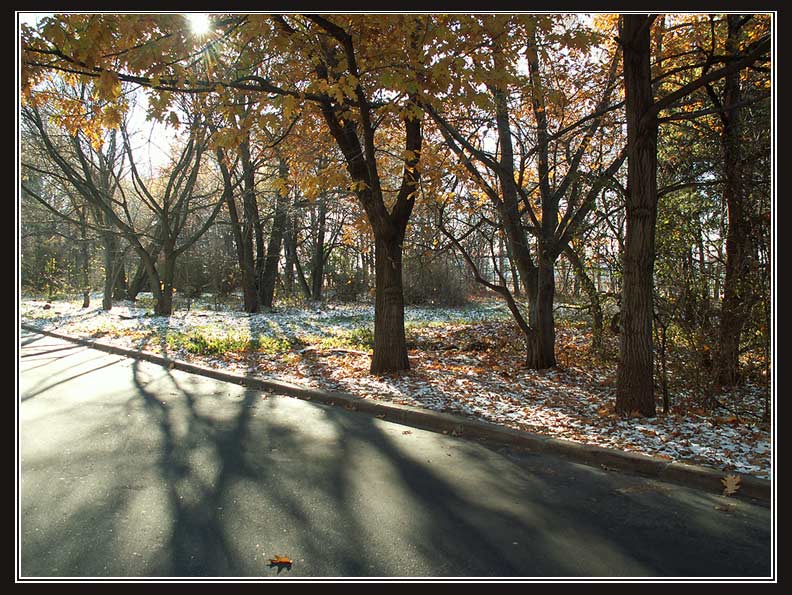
[18,330,772,578]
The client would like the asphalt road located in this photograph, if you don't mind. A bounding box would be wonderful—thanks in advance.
[18,330,773,579]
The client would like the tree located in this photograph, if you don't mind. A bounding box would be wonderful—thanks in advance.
[616,14,660,416]
[708,15,763,387]
[615,13,770,415]
[425,15,624,368]
[120,111,224,315]
[22,13,431,373]
[22,92,128,311]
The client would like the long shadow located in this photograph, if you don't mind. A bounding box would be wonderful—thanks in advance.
[313,404,769,577]
[130,314,261,575]
[21,306,770,578]
[21,332,48,347]
[21,358,124,402]
[20,355,87,374]
[20,344,84,359]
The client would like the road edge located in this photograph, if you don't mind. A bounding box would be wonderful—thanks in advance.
[21,323,771,502]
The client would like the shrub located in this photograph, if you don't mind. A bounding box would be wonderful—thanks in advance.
[403,254,471,307]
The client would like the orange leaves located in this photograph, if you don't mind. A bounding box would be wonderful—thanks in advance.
[596,406,614,418]
[269,555,293,567]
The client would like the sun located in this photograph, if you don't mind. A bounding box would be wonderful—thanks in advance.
[186,13,212,36]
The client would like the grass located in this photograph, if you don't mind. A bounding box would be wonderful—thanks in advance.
[165,329,293,356]
[302,326,375,352]
[161,324,376,357]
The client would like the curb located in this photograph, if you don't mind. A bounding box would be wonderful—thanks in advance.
[21,323,771,502]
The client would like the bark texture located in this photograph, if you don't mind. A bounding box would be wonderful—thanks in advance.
[616,15,659,417]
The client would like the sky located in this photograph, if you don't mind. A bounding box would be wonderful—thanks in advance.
[18,12,180,176]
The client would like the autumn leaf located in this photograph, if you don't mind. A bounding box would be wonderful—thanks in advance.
[269,555,293,566]
[721,474,742,496]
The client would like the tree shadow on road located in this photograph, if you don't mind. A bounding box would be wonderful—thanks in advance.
[20,337,772,578]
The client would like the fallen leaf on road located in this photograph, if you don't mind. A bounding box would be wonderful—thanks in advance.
[722,474,742,496]
[269,555,292,567]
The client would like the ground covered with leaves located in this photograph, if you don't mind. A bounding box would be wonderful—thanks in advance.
[20,293,771,480]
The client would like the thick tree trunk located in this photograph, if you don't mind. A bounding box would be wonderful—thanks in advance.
[370,231,410,374]
[616,15,658,417]
[132,243,165,315]
[715,15,750,388]
[526,257,556,368]
[259,158,290,309]
[230,197,259,312]
[154,253,175,316]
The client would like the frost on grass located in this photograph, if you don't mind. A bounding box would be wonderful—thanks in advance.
[21,293,771,479]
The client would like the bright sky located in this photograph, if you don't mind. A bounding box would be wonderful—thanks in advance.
[19,12,183,177]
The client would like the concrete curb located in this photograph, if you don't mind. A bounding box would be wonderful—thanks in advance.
[21,323,771,502]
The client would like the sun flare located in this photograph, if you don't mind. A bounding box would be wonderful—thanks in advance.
[186,13,211,35]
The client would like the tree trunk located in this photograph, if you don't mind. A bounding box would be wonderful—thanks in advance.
[101,231,116,311]
[154,252,175,316]
[112,259,127,300]
[370,231,410,373]
[293,256,312,299]
[79,208,90,308]
[503,236,521,296]
[127,260,149,301]
[564,243,604,352]
[230,196,259,313]
[715,15,750,387]
[311,193,328,301]
[282,210,296,296]
[216,148,259,313]
[259,158,290,309]
[240,141,265,292]
[616,15,658,417]
[526,256,556,368]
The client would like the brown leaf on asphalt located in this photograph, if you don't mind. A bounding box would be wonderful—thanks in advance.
[722,474,742,496]
[269,555,293,566]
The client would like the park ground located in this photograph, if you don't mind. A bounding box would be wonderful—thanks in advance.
[20,293,771,481]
